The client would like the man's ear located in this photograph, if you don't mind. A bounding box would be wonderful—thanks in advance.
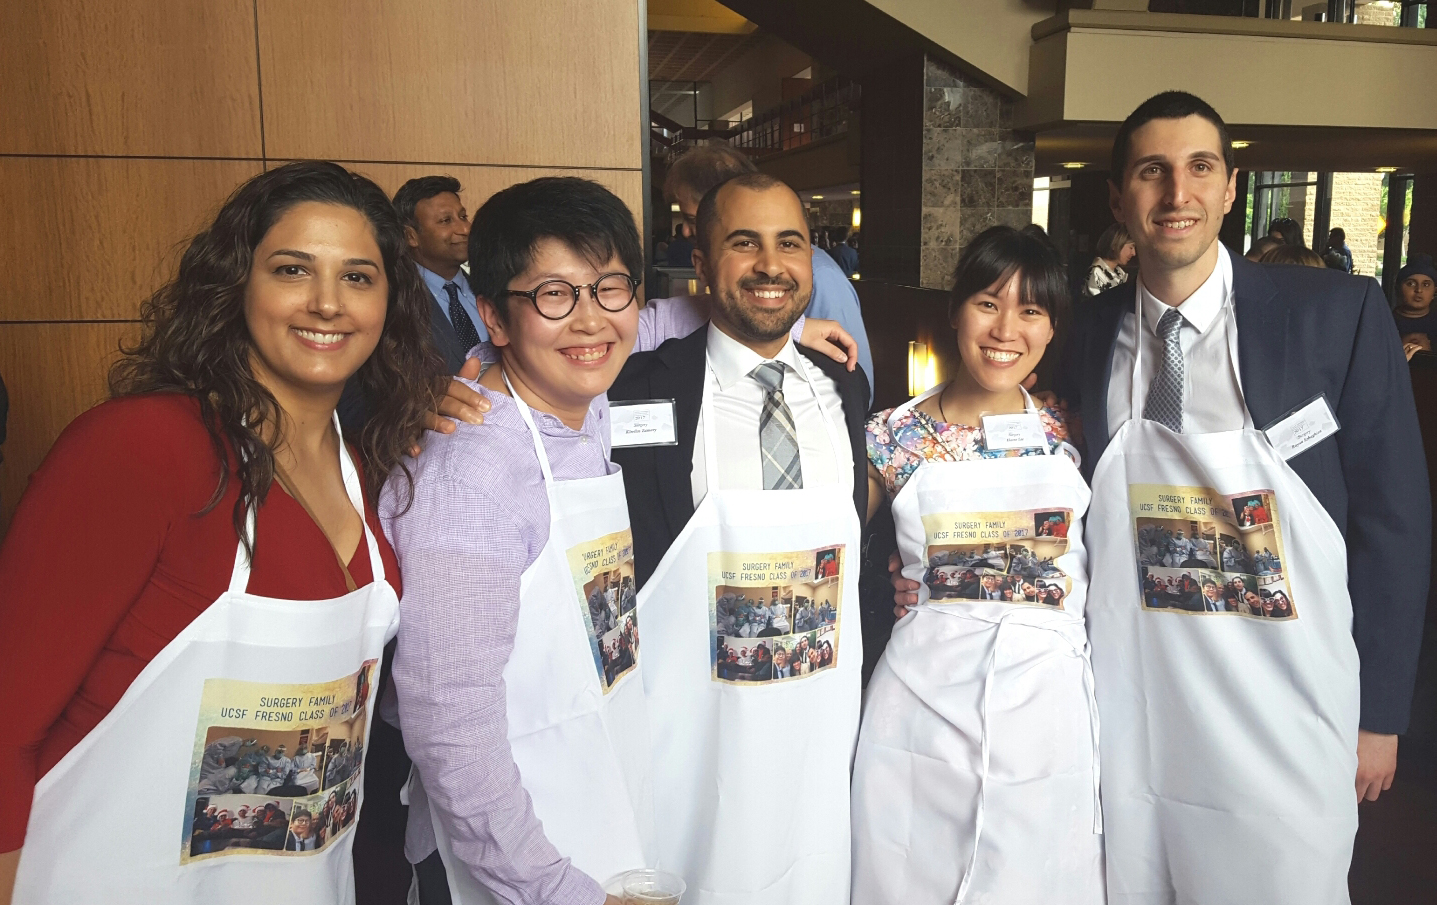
[476,296,509,347]
[1223,166,1239,215]
[1108,180,1124,226]
[403,224,420,251]
[691,247,709,284]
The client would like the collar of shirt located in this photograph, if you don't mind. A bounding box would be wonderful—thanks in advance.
[416,262,472,301]
[1137,242,1233,337]
[705,324,812,392]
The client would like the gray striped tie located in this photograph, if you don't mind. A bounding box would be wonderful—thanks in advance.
[1144,307,1185,431]
[751,361,803,490]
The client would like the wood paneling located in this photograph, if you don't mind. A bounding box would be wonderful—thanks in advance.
[0,0,262,157]
[0,322,138,534]
[0,158,262,321]
[326,162,646,235]
[257,0,643,169]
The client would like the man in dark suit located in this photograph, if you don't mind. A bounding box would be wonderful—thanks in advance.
[1059,92,1428,899]
[609,176,869,588]
[393,175,486,372]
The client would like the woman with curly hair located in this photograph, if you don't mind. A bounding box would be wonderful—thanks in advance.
[0,161,443,904]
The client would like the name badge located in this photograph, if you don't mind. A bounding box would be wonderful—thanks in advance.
[981,413,1047,451]
[1262,394,1340,461]
[610,399,679,448]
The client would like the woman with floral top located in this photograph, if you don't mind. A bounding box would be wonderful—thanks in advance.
[850,226,1104,905]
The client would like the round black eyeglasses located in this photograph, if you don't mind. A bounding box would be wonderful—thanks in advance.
[502,273,640,320]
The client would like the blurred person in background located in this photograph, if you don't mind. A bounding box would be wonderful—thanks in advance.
[1260,244,1327,268]
[1324,227,1354,273]
[1267,216,1304,248]
[1085,222,1136,296]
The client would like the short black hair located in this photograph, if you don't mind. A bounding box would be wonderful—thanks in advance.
[1110,91,1234,181]
[466,177,643,323]
[1328,227,1346,243]
[948,225,1070,331]
[664,144,758,205]
[392,175,462,228]
[693,172,804,256]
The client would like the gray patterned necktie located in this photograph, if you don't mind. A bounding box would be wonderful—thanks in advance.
[1143,307,1185,431]
[751,361,803,490]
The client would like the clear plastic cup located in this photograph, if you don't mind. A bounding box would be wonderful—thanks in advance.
[619,869,686,904]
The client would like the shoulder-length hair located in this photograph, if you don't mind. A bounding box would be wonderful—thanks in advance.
[948,225,1070,330]
[110,161,443,554]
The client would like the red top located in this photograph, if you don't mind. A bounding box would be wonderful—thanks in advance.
[0,393,401,851]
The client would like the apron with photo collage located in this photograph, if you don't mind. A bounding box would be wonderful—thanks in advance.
[14,417,398,905]
[851,384,1104,905]
[1084,292,1360,904]
[635,354,863,905]
[427,372,654,904]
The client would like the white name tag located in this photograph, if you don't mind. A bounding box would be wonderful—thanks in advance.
[1263,394,1340,460]
[981,413,1047,451]
[610,399,679,448]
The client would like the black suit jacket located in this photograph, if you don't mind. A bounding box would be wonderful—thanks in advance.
[338,296,466,436]
[1058,254,1431,734]
[610,325,870,589]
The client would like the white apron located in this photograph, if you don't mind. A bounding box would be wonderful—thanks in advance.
[851,385,1104,905]
[14,418,399,904]
[635,355,863,905]
[429,374,654,903]
[1084,296,1359,904]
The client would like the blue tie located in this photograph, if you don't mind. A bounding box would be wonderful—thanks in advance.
[445,282,482,351]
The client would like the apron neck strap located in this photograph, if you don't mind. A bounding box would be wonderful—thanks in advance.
[227,413,382,595]
[501,366,559,488]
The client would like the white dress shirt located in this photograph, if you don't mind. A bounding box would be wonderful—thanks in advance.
[1107,243,1248,437]
[691,326,853,505]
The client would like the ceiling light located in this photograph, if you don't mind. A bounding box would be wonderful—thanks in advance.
[1060,162,1085,169]
[670,203,681,211]
[1231,141,1251,149]
[850,190,861,195]
[811,194,824,200]
[1375,166,1399,173]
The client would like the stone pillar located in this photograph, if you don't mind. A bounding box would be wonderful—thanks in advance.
[919,56,1034,290]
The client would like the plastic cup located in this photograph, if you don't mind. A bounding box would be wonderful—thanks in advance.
[620,869,686,904]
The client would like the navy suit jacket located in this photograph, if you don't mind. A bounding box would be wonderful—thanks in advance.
[609,325,871,590]
[1058,254,1431,734]
[338,297,465,436]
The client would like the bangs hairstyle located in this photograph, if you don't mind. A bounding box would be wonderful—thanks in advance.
[1110,91,1233,180]
[466,177,643,321]
[948,225,1069,329]
[110,161,444,555]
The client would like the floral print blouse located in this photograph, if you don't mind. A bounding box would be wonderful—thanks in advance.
[866,402,1073,498]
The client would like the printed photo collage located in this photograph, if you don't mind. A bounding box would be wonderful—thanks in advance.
[711,546,843,685]
[569,529,640,693]
[185,662,374,860]
[1134,485,1296,620]
[922,509,1073,609]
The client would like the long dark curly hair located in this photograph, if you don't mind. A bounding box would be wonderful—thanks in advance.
[110,161,444,556]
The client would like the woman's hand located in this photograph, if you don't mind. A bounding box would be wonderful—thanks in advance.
[411,358,491,455]
[889,551,921,619]
[799,318,859,371]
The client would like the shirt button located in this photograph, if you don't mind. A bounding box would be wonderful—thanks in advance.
[582,437,589,444]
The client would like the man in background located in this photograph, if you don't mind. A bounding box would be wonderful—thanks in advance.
[392,175,487,371]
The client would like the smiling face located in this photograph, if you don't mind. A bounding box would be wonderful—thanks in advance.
[692,183,813,357]
[1110,115,1237,301]
[244,201,388,406]
[478,237,638,425]
[950,270,1056,395]
[406,191,470,277]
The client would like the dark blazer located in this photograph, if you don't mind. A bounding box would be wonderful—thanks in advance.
[338,296,465,436]
[1058,254,1432,734]
[610,325,870,589]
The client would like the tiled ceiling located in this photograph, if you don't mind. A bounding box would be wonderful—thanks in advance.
[648,29,765,83]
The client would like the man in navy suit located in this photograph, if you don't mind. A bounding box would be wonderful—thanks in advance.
[1060,92,1428,898]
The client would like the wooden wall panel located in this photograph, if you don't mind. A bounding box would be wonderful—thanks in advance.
[257,0,643,169]
[0,323,138,534]
[325,162,646,236]
[0,158,262,321]
[0,0,262,157]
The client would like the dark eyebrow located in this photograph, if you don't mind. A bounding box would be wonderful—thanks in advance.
[344,258,379,268]
[725,229,761,243]
[777,229,806,241]
[270,249,314,261]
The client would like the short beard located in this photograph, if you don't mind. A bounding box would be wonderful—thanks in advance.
[713,277,811,345]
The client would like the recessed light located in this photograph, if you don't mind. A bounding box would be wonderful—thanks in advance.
[670,203,681,211]
[811,194,824,200]
[1231,141,1251,149]
[850,190,861,195]
[1060,162,1085,169]
[1376,166,1399,173]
